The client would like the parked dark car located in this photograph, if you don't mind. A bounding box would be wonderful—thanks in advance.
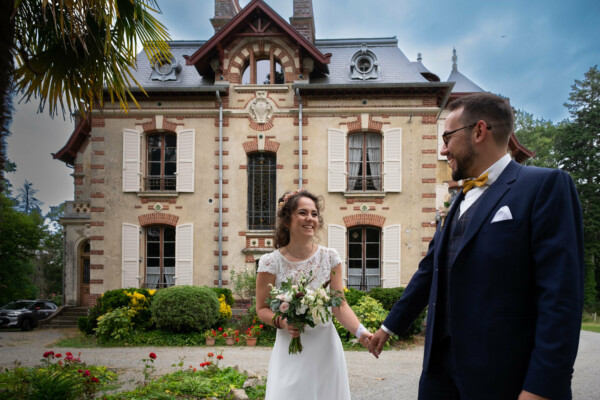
[0,300,58,331]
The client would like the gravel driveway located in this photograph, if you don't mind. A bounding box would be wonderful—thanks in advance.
[0,329,598,399]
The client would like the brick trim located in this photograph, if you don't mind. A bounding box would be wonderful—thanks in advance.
[138,213,179,227]
[343,214,386,228]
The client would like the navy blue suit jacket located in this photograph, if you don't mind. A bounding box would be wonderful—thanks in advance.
[383,161,584,399]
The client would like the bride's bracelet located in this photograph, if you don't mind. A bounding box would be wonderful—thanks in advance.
[271,314,282,329]
[355,323,368,339]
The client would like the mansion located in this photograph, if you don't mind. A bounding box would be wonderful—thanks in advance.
[54,0,532,306]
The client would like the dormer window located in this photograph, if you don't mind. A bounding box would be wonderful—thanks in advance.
[350,44,379,80]
[151,56,181,81]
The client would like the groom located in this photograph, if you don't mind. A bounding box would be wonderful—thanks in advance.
[368,93,584,400]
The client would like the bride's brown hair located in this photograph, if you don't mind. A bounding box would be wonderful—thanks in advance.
[274,189,324,248]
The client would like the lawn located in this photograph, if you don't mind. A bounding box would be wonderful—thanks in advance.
[582,322,600,333]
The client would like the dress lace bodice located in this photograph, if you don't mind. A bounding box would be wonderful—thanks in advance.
[258,246,341,289]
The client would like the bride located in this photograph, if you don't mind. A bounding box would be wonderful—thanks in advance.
[256,189,372,399]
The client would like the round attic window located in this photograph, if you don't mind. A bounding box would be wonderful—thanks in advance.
[356,56,373,74]
[155,60,174,76]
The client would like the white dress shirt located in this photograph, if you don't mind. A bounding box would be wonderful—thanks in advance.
[380,153,513,336]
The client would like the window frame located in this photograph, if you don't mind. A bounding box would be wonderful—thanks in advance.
[145,132,177,192]
[144,225,176,289]
[347,132,382,192]
[347,226,382,291]
[247,152,277,230]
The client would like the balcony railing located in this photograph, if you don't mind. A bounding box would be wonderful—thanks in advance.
[144,176,176,191]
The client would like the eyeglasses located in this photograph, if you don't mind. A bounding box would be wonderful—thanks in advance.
[442,122,492,145]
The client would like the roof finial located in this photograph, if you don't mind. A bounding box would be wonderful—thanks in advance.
[452,47,458,70]
[417,53,422,62]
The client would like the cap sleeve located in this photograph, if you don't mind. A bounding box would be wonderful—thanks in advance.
[257,252,278,275]
[328,247,342,268]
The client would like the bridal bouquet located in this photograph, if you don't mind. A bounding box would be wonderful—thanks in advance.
[268,271,342,354]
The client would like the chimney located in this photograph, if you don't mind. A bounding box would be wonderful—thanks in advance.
[290,0,315,43]
[211,0,241,33]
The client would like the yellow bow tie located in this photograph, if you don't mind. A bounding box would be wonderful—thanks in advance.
[462,172,489,194]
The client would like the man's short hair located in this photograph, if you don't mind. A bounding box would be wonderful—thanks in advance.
[448,93,514,144]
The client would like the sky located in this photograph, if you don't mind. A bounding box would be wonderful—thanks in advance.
[6,0,600,214]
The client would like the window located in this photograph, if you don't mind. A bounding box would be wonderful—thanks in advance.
[242,59,285,84]
[350,44,379,80]
[146,134,176,191]
[145,226,176,289]
[348,133,382,191]
[348,227,381,290]
[247,153,276,230]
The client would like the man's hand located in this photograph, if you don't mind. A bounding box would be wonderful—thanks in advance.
[368,328,390,358]
[518,390,549,400]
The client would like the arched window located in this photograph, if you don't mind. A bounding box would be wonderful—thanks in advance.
[145,225,176,288]
[146,133,176,191]
[242,59,284,84]
[348,133,382,191]
[247,153,276,229]
[348,226,381,290]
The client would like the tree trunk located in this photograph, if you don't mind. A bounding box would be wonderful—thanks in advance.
[0,0,15,187]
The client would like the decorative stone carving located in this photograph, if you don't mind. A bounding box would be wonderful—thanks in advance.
[249,91,274,124]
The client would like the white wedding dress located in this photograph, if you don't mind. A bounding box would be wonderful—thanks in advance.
[258,246,351,400]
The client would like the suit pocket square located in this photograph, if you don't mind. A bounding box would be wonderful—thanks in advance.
[491,206,513,223]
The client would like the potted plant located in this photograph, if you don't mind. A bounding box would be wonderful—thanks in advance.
[204,329,217,346]
[222,327,238,345]
[244,324,263,346]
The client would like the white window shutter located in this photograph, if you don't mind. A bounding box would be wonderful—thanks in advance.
[175,223,193,285]
[328,129,346,192]
[383,128,402,192]
[328,224,347,280]
[122,223,140,288]
[122,129,141,192]
[176,129,195,192]
[382,224,401,288]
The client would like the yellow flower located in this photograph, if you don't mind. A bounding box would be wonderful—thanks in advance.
[148,289,156,296]
[218,295,232,319]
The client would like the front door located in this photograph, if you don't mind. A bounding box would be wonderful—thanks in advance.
[80,241,90,306]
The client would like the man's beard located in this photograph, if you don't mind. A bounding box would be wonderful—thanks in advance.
[451,142,475,181]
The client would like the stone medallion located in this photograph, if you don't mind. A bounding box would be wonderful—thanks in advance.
[249,91,274,124]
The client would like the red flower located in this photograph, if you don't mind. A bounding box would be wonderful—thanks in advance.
[84,370,91,376]
[207,353,214,358]
[149,352,157,359]
[55,353,62,358]
[223,333,228,337]
[90,377,99,383]
[78,369,83,373]
[259,324,264,329]
[66,354,74,361]
[65,352,73,356]
[193,368,197,372]
[236,337,240,342]
[217,355,223,360]
[218,327,223,331]
[200,362,207,367]
[58,361,63,365]
[43,351,54,358]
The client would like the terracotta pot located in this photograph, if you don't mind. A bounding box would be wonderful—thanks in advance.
[205,337,216,346]
[225,337,235,346]
[245,337,257,347]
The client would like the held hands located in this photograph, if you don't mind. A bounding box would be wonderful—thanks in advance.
[368,328,390,358]
[359,331,373,348]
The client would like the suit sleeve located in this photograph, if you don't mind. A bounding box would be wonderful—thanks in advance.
[382,232,435,336]
[523,169,584,398]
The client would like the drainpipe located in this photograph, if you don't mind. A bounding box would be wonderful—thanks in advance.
[216,91,223,288]
[295,88,303,189]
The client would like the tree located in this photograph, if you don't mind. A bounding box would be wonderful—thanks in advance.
[513,109,559,169]
[1,0,172,183]
[32,204,64,299]
[16,180,43,214]
[0,192,45,305]
[554,66,600,309]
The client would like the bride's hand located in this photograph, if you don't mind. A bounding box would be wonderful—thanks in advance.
[283,319,302,338]
[359,331,373,348]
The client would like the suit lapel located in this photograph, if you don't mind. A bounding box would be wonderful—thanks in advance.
[450,161,521,266]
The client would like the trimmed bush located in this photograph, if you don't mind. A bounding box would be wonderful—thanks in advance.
[211,287,234,307]
[95,307,135,343]
[368,286,426,338]
[343,287,367,306]
[151,285,220,333]
[335,295,388,341]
